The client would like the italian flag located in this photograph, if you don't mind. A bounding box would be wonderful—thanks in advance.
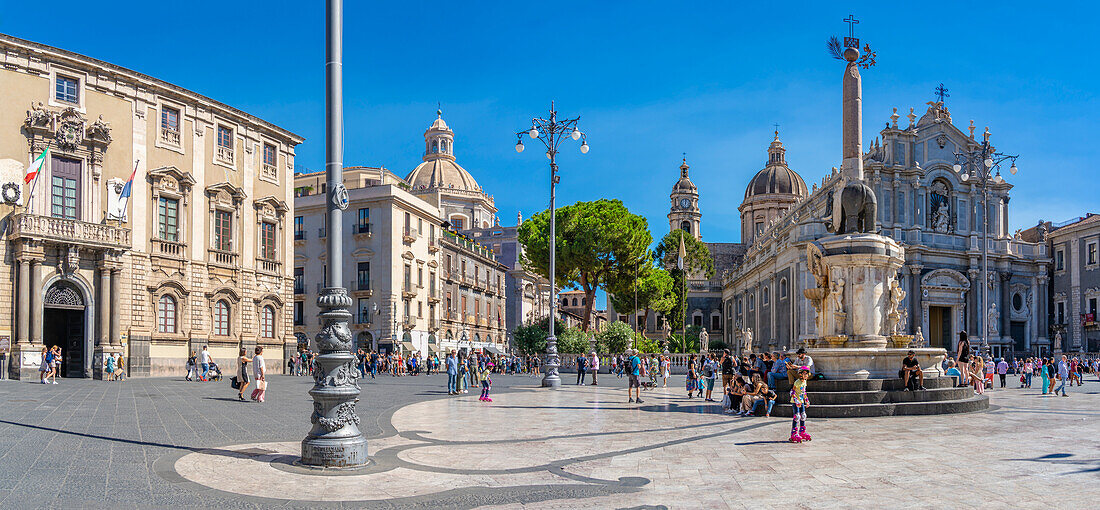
[26,148,48,184]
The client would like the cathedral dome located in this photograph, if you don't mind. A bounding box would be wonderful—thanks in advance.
[743,132,807,199]
[403,110,483,192]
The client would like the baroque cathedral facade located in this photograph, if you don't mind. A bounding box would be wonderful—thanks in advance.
[721,101,1049,359]
[610,101,1050,360]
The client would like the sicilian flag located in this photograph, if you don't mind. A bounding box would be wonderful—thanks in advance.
[26,148,47,183]
[677,232,686,270]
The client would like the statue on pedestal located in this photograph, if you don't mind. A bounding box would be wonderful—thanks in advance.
[986,303,999,338]
[914,326,925,348]
[699,328,709,352]
[742,328,753,354]
[886,280,906,334]
[933,202,951,233]
[803,243,830,339]
[1054,331,1062,352]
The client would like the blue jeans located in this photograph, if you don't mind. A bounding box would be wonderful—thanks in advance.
[1053,379,1066,395]
[1024,373,1032,387]
[767,372,787,389]
[447,373,457,393]
[201,363,209,380]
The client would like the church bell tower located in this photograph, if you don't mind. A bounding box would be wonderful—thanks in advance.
[668,157,701,239]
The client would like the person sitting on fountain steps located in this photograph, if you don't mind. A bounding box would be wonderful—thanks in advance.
[899,350,925,391]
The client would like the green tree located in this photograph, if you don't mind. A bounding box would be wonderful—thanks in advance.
[557,327,592,354]
[511,317,567,354]
[606,257,676,333]
[635,336,660,354]
[519,199,651,332]
[653,229,715,331]
[596,320,635,354]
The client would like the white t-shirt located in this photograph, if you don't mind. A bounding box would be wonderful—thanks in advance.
[591,356,599,370]
[795,355,814,373]
[253,354,265,379]
[200,350,212,364]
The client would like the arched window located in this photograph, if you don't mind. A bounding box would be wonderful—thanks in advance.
[562,297,568,306]
[681,221,690,234]
[214,300,230,336]
[581,297,586,306]
[261,305,275,338]
[157,295,177,333]
[779,278,788,300]
[763,287,770,306]
[572,298,578,306]
[748,294,755,311]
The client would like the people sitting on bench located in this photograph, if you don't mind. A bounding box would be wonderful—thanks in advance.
[943,360,963,385]
[898,350,925,391]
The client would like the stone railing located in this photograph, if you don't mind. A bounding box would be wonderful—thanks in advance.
[9,213,131,249]
[216,146,234,165]
[152,238,185,258]
[208,249,239,267]
[261,163,278,180]
[160,127,181,146]
[557,352,701,375]
[257,258,281,274]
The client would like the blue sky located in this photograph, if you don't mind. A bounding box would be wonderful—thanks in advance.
[4,1,1096,245]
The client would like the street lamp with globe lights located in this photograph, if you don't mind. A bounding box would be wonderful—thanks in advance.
[514,101,588,388]
[953,127,1018,359]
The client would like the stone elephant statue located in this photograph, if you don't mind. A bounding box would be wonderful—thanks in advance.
[829,180,877,234]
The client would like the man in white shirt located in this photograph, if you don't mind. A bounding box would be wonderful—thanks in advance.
[200,346,212,382]
[786,348,814,386]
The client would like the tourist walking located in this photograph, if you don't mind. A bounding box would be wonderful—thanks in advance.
[39,347,50,384]
[703,353,718,402]
[589,352,600,386]
[446,350,458,395]
[200,345,212,381]
[576,353,588,385]
[250,346,266,402]
[996,358,1009,388]
[114,353,125,381]
[956,331,972,387]
[627,349,643,404]
[789,368,812,442]
[186,351,197,381]
[1040,358,1051,394]
[104,353,116,381]
[660,355,670,387]
[235,348,252,402]
[1021,358,1033,388]
[1053,355,1069,397]
[478,362,493,402]
[686,354,698,398]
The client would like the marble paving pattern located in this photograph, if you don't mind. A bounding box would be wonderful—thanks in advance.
[167,381,1100,508]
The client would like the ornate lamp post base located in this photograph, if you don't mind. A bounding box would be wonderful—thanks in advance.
[301,288,369,468]
[542,335,561,388]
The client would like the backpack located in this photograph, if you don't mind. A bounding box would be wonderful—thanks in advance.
[704,362,714,378]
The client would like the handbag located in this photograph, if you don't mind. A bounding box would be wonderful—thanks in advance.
[257,380,267,390]
[230,376,239,389]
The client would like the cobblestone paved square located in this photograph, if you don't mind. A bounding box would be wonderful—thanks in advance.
[1,374,1097,508]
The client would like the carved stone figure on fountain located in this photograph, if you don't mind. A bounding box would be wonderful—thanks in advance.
[803,243,830,339]
[885,279,906,334]
[914,326,925,348]
[831,277,845,316]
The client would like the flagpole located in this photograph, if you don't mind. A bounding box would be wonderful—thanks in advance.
[117,159,139,222]
[25,149,47,215]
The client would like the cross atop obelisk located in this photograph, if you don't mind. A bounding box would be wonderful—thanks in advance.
[843,15,860,48]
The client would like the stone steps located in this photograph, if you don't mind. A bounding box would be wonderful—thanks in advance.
[766,376,988,418]
[772,394,989,418]
[775,387,975,405]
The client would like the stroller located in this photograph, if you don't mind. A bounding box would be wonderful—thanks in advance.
[206,361,223,382]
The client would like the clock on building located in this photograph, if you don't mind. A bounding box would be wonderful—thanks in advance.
[680,198,690,208]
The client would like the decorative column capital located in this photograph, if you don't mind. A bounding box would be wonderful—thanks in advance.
[908,265,923,275]
[968,268,981,280]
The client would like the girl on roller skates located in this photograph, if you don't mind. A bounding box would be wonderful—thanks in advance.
[789,368,812,443]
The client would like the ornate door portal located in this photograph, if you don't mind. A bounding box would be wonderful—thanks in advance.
[43,281,88,378]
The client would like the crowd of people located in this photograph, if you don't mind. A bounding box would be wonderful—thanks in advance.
[939,331,1100,398]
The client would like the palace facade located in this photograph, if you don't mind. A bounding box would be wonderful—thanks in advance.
[293,113,508,356]
[0,33,302,379]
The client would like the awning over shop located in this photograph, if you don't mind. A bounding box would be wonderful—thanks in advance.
[483,345,503,355]
[400,341,417,353]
